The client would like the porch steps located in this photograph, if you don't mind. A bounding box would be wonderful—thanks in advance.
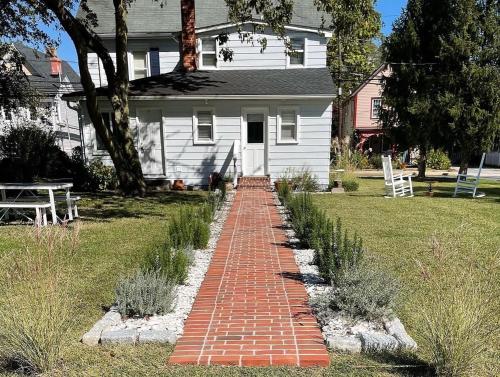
[237,176,271,190]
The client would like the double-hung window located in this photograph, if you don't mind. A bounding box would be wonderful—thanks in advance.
[199,39,217,68]
[371,98,382,119]
[96,112,113,151]
[193,108,215,144]
[288,38,306,67]
[277,107,300,144]
[132,52,148,79]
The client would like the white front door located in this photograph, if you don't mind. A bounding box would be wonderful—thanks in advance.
[137,109,165,176]
[242,110,267,176]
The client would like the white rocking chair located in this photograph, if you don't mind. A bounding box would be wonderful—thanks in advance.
[382,155,414,198]
[453,153,486,198]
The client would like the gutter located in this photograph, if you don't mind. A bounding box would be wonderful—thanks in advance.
[63,94,335,101]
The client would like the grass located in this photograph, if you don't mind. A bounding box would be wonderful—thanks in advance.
[313,176,500,375]
[0,178,498,376]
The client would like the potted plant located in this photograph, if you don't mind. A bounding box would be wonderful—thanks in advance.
[172,179,184,191]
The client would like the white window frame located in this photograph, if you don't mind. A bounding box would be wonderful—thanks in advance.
[286,37,307,68]
[198,38,219,70]
[371,98,382,119]
[193,107,216,145]
[130,51,150,80]
[277,106,300,144]
[94,111,113,153]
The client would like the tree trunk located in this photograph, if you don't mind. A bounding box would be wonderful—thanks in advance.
[418,145,427,178]
[459,153,470,175]
[44,0,146,196]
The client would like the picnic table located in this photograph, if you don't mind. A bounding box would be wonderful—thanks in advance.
[0,182,79,225]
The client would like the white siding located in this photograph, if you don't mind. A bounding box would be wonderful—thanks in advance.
[82,99,332,186]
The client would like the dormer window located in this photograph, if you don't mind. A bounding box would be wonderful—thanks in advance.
[288,38,306,67]
[200,38,217,69]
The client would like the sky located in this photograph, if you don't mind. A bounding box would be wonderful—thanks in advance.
[46,0,408,71]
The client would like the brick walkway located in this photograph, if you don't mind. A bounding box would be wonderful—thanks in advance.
[169,189,329,367]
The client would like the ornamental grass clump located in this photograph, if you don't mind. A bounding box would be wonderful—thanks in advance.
[115,269,175,318]
[413,232,499,377]
[169,206,211,249]
[0,226,79,375]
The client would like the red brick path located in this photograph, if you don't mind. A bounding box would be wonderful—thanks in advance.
[168,189,329,367]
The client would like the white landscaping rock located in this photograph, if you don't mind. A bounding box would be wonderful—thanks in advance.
[326,335,362,353]
[359,332,399,352]
[384,318,417,350]
[81,192,235,346]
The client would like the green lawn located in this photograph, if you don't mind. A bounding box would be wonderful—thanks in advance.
[0,180,498,376]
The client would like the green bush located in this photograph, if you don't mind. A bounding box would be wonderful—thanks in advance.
[0,122,72,182]
[70,147,117,192]
[342,178,360,192]
[330,264,399,321]
[277,179,292,204]
[316,218,364,282]
[368,154,383,169]
[426,149,452,170]
[335,150,370,170]
[144,242,193,285]
[115,269,175,318]
[169,206,211,250]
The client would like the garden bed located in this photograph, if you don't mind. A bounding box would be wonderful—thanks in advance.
[274,192,417,354]
[82,191,235,346]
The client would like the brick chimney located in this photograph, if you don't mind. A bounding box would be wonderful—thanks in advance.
[47,47,62,77]
[181,0,197,71]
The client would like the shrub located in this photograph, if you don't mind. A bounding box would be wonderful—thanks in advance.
[287,193,329,248]
[70,147,117,192]
[316,218,364,282]
[330,264,399,321]
[144,242,194,285]
[0,227,78,374]
[277,179,292,204]
[342,173,360,192]
[115,269,175,318]
[426,149,452,170]
[0,122,72,182]
[281,168,320,192]
[169,206,211,250]
[368,154,383,169]
[414,234,499,376]
[335,150,370,170]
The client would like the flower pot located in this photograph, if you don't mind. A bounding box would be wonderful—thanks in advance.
[172,179,185,191]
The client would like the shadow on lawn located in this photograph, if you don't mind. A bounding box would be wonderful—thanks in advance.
[76,191,206,222]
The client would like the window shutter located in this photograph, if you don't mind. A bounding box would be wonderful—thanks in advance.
[149,48,160,76]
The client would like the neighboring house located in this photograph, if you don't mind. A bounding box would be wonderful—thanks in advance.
[65,0,335,187]
[342,64,390,151]
[0,43,82,154]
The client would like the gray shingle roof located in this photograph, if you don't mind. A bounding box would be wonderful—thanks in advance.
[77,0,327,35]
[14,43,82,97]
[64,68,335,98]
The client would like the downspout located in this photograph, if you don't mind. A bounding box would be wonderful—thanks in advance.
[66,100,87,163]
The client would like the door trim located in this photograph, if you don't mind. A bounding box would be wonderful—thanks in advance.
[136,108,166,177]
[240,107,269,177]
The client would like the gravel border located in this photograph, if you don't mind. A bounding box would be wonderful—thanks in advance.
[82,191,236,346]
[273,192,417,353]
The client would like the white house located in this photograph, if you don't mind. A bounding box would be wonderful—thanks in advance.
[0,43,82,154]
[66,0,335,187]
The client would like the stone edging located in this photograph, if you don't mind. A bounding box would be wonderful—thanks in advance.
[273,191,417,354]
[81,191,236,346]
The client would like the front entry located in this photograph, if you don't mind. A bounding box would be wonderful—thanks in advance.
[136,109,165,176]
[242,109,267,176]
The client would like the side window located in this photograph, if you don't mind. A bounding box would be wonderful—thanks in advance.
[193,108,215,144]
[371,98,382,119]
[278,107,300,143]
[200,39,217,68]
[96,112,112,151]
[288,38,306,66]
[149,48,160,76]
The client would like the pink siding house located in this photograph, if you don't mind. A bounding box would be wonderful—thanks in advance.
[342,64,390,150]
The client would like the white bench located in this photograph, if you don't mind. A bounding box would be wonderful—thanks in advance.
[0,202,52,226]
[15,195,81,219]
